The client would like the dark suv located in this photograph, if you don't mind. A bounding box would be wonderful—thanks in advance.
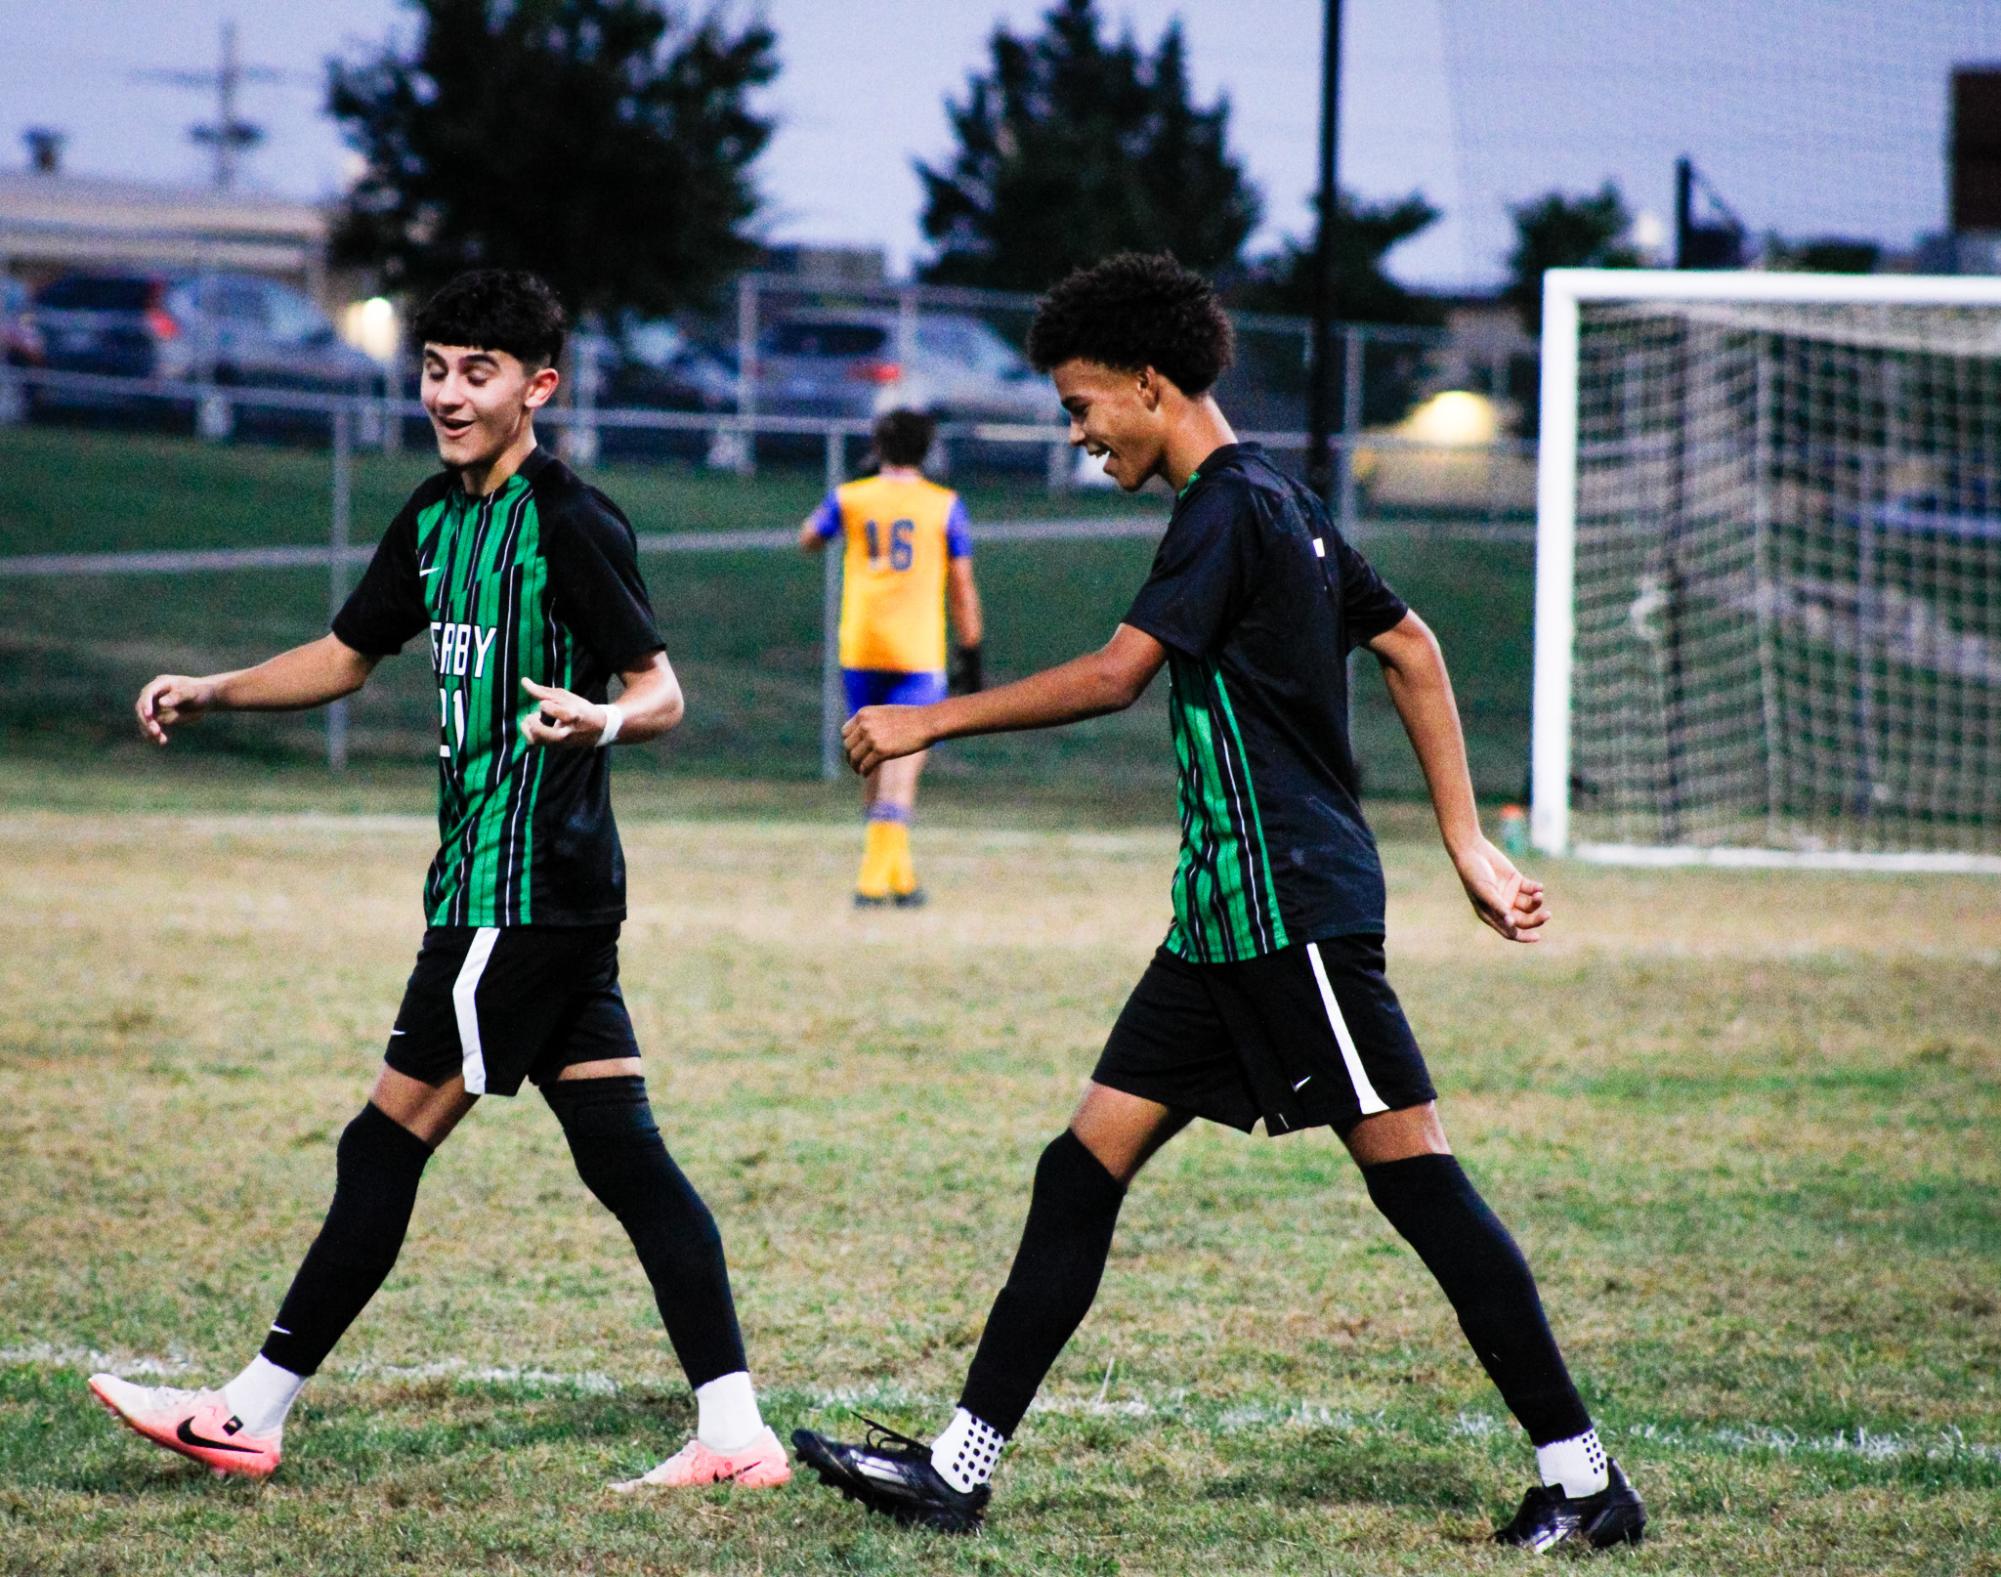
[29,270,384,424]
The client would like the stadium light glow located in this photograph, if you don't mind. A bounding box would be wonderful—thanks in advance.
[341,295,400,362]
[1403,389,1498,447]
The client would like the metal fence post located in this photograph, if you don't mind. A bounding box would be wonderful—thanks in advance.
[819,425,845,780]
[382,347,404,453]
[1487,347,1509,532]
[1338,324,1363,536]
[734,275,758,476]
[327,406,353,772]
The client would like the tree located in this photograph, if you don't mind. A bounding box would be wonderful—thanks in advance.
[917,0,1261,289]
[1235,190,1442,326]
[1763,235,1882,274]
[1232,192,1441,428]
[1503,184,1641,337]
[328,0,776,317]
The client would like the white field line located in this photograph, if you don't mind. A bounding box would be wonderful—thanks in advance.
[11,1344,1996,1466]
[0,513,1531,581]
[0,518,1153,580]
[0,809,1175,857]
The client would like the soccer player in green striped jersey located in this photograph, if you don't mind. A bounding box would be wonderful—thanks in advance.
[792,255,1644,1551]
[93,271,791,1493]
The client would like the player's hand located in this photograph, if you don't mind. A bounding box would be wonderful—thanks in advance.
[949,643,985,696]
[135,674,218,745]
[519,678,610,750]
[1452,837,1550,943]
[843,705,935,775]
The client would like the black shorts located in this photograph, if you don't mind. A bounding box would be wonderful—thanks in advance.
[383,924,639,1097]
[1092,936,1435,1137]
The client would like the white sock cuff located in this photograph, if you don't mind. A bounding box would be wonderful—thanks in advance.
[221,1354,306,1438]
[1535,1426,1608,1498]
[931,1406,1005,1493]
[694,1370,764,1453]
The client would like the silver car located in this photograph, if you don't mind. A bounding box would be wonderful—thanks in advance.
[752,310,1054,428]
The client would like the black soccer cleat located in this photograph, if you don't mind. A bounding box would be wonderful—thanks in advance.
[891,888,927,909]
[791,1416,990,1535]
[1493,1460,1646,1552]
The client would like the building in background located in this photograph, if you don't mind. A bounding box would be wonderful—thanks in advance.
[1923,65,2001,274]
[0,129,394,356]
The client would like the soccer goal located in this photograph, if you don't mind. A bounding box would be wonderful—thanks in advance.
[1532,268,2001,872]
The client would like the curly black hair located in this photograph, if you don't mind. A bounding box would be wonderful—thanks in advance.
[872,408,935,467]
[409,270,567,369]
[1026,253,1234,395]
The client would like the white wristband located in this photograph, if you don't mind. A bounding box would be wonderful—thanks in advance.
[595,703,625,748]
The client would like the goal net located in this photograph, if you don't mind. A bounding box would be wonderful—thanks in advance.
[1533,269,2001,870]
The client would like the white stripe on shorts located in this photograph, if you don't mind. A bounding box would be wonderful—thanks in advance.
[1305,941,1389,1116]
[452,927,501,1096]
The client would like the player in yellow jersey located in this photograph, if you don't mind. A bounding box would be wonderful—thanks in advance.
[799,409,984,906]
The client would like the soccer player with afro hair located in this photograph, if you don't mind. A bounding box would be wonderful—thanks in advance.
[792,253,1645,1551]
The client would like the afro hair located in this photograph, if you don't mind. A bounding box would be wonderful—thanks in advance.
[1026,253,1234,395]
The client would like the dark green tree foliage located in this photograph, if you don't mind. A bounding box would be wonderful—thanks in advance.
[1235,190,1443,326]
[917,0,1261,289]
[1504,183,1641,336]
[1764,235,1882,274]
[329,0,776,316]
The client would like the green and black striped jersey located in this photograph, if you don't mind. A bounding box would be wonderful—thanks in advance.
[1123,444,1410,964]
[333,448,663,927]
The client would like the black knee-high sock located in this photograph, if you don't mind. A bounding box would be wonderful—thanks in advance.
[1362,1153,1591,1446]
[261,1103,434,1377]
[543,1075,747,1389]
[959,1131,1126,1437]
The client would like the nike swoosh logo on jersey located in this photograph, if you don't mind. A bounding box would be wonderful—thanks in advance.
[419,564,441,577]
[177,1417,260,1453]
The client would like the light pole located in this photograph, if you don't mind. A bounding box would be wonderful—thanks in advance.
[1306,0,1343,502]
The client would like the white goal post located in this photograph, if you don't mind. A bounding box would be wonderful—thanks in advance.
[1532,268,2001,872]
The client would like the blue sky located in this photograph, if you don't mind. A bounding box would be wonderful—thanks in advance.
[4,1,1998,287]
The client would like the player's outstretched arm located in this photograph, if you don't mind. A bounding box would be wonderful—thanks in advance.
[135,634,379,745]
[1367,611,1549,944]
[520,648,683,750]
[843,623,1164,774]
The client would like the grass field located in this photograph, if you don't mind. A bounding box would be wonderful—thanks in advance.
[0,425,1538,800]
[1,757,1997,1576]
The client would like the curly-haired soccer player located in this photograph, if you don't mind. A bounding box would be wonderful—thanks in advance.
[94,270,789,1493]
[792,254,1645,1551]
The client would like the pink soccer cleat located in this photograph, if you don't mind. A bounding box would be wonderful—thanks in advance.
[88,1373,282,1480]
[610,1425,793,1492]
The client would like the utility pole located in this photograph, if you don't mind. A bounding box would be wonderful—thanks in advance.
[1673,154,1748,270]
[138,21,281,192]
[1305,0,1343,501]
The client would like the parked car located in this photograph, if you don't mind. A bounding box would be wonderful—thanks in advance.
[551,318,738,464]
[612,318,739,410]
[752,310,1055,428]
[2,277,43,368]
[28,270,384,429]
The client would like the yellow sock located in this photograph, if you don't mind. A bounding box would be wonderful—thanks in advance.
[857,820,894,898]
[883,822,917,896]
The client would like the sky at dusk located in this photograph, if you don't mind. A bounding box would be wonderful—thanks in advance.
[3,0,1999,288]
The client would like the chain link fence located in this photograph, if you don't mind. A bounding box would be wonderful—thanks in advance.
[0,294,1540,800]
